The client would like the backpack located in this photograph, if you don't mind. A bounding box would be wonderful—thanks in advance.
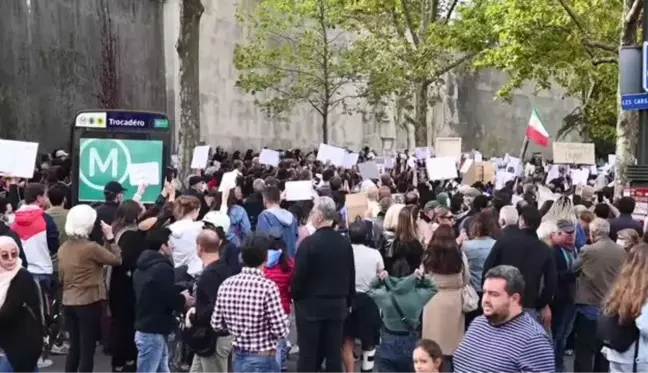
[596,311,638,352]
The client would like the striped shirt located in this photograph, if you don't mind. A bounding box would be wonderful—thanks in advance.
[210,267,288,352]
[454,313,554,373]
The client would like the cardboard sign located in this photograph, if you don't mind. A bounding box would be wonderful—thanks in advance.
[345,193,369,223]
[553,142,595,165]
[462,162,496,185]
[434,137,462,159]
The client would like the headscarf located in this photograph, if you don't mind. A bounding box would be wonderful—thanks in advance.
[0,236,22,309]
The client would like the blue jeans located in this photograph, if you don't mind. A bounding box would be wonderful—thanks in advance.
[134,332,170,373]
[275,338,289,371]
[0,356,38,372]
[233,349,280,373]
[552,304,577,372]
[376,331,418,373]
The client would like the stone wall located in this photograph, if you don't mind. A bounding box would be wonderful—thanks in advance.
[0,0,166,150]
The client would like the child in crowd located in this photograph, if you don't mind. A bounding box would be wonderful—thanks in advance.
[413,339,443,373]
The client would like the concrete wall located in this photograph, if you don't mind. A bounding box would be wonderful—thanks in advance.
[0,0,166,150]
[161,0,580,155]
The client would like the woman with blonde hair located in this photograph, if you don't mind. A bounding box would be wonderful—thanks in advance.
[168,195,203,277]
[618,228,640,251]
[58,204,121,372]
[380,204,405,270]
[602,243,648,372]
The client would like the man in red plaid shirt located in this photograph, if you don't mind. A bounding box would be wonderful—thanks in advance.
[211,233,288,372]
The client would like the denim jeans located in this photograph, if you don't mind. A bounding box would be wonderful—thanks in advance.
[275,338,289,371]
[552,304,578,372]
[376,331,418,373]
[233,349,280,373]
[134,332,170,373]
[0,355,38,372]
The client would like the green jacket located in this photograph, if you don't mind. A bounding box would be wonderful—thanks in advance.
[368,274,436,333]
[45,206,68,245]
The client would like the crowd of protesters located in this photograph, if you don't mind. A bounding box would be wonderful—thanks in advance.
[0,146,646,373]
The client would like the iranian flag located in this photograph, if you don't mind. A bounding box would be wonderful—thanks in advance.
[526,108,549,147]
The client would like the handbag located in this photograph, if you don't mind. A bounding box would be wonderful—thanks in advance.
[596,311,638,352]
[461,284,479,313]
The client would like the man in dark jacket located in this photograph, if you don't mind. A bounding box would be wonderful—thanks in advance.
[90,181,126,243]
[133,228,193,373]
[187,229,234,371]
[292,196,355,372]
[243,179,266,231]
[185,176,209,220]
[609,196,643,241]
[483,205,557,325]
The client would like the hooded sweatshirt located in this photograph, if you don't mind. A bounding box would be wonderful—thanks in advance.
[227,204,251,247]
[133,250,185,335]
[168,219,203,277]
[368,274,436,333]
[257,207,298,257]
[11,205,59,275]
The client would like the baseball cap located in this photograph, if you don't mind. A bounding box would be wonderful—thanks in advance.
[202,211,231,232]
[188,175,206,187]
[55,150,69,158]
[556,219,576,233]
[104,181,126,194]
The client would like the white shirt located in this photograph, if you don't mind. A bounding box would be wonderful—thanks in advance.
[352,244,384,293]
[168,219,203,276]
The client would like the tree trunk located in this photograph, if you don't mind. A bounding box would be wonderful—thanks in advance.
[176,0,204,184]
[414,82,429,146]
[321,107,329,144]
[614,0,641,197]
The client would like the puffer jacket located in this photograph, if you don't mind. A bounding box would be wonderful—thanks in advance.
[265,250,294,315]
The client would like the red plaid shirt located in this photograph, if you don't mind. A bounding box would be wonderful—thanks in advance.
[211,267,288,352]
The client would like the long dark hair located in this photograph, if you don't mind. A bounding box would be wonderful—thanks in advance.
[423,225,463,275]
[268,231,290,272]
[468,209,501,240]
[394,205,418,242]
[112,200,142,237]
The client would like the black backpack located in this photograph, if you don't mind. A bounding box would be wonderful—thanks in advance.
[596,311,640,372]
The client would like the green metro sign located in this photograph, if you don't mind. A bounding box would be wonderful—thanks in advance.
[78,138,163,203]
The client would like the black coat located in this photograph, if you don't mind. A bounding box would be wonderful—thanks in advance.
[133,250,185,335]
[243,193,264,231]
[0,268,43,372]
[109,230,147,321]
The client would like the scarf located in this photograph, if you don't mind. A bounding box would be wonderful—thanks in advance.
[0,257,22,310]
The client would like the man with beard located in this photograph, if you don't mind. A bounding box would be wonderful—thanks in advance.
[453,265,554,373]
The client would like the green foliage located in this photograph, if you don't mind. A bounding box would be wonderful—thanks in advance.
[234,0,365,141]
[456,0,619,147]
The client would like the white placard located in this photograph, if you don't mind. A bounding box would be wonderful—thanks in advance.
[474,151,483,162]
[0,140,39,179]
[426,157,458,180]
[358,161,381,180]
[495,170,515,190]
[570,168,590,186]
[128,162,160,186]
[435,137,462,159]
[546,165,562,182]
[285,181,315,201]
[342,153,359,169]
[505,156,524,177]
[190,145,210,169]
[171,154,179,168]
[219,171,238,192]
[259,149,280,167]
[415,147,431,160]
[317,144,345,166]
[608,154,617,166]
[553,142,595,164]
[460,159,473,174]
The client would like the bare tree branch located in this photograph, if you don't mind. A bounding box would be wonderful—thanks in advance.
[582,39,617,52]
[592,56,618,65]
[626,0,643,25]
[426,52,477,85]
[443,0,460,24]
[555,0,618,53]
[400,0,421,46]
[264,62,326,84]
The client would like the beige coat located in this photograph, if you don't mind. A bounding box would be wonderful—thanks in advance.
[421,253,470,356]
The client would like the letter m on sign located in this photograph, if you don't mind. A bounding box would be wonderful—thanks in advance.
[89,147,118,177]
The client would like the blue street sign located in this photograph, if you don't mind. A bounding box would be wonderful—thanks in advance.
[644,41,648,92]
[622,92,648,111]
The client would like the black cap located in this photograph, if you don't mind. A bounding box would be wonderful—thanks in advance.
[104,181,126,194]
[189,175,206,187]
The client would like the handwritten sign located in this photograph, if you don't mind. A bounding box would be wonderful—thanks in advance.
[0,140,39,179]
[553,142,595,165]
[434,137,462,159]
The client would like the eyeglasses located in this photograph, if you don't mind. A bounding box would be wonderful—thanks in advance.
[441,215,455,220]
[0,251,17,260]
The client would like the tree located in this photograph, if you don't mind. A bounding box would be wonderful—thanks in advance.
[176,0,204,182]
[455,0,641,194]
[234,0,364,144]
[344,0,491,146]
